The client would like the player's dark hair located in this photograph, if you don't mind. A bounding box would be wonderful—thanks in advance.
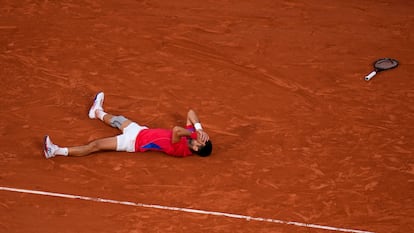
[194,140,212,157]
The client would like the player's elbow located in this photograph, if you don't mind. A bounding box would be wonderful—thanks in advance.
[172,126,181,134]
[172,126,183,143]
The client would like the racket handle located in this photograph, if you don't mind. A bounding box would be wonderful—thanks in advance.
[365,71,377,81]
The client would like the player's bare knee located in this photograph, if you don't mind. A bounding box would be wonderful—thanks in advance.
[89,141,99,151]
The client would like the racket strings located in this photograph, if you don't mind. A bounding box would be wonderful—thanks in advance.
[375,58,398,70]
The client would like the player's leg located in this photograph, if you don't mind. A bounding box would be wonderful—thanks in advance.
[102,114,134,132]
[43,123,147,158]
[43,92,143,159]
[43,135,117,158]
[88,92,134,132]
[67,136,117,157]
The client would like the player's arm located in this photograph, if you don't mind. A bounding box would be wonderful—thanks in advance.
[187,109,201,126]
[186,109,209,143]
[172,126,193,143]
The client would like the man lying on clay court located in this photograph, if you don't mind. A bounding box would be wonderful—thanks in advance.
[43,92,212,158]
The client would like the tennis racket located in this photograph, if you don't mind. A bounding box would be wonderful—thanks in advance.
[365,58,399,81]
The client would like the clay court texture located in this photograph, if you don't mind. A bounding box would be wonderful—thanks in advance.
[1,1,413,233]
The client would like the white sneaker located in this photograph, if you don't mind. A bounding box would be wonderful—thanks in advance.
[43,135,58,159]
[88,92,104,119]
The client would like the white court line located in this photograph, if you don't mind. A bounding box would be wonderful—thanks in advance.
[0,186,374,233]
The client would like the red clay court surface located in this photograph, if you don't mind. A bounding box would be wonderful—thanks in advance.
[1,1,413,233]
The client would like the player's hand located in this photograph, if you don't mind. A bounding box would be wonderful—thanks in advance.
[197,131,209,145]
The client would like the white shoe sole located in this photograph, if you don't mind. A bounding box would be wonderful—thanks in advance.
[88,92,104,119]
[43,135,55,159]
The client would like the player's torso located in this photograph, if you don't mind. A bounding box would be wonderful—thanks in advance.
[135,129,191,156]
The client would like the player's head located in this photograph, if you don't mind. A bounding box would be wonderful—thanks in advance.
[190,140,212,157]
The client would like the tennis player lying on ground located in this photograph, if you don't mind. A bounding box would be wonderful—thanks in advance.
[43,92,212,158]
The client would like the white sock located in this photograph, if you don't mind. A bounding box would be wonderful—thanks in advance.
[56,147,69,156]
[96,109,107,121]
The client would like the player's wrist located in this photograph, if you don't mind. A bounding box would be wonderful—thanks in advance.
[194,122,203,131]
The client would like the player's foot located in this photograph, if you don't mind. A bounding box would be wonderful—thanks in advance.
[88,92,104,119]
[43,135,58,159]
